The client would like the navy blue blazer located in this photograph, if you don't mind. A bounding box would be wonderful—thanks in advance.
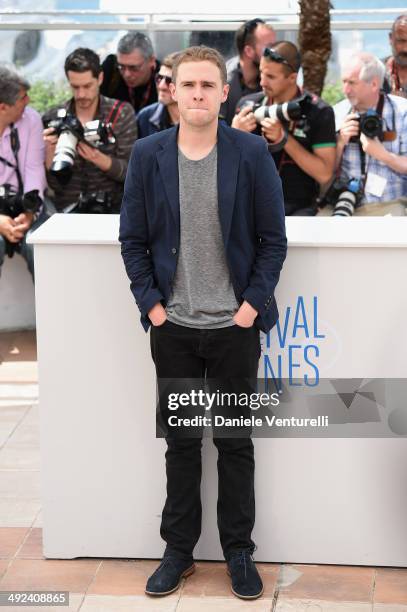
[119,121,287,333]
[137,102,172,138]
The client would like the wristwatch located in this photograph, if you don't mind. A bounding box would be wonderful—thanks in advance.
[267,128,288,153]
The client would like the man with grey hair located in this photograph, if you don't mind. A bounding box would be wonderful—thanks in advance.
[0,65,47,280]
[333,52,407,209]
[101,32,159,113]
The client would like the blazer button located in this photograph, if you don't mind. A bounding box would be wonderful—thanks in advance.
[171,248,177,255]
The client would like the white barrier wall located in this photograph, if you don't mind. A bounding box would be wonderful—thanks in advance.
[0,256,35,331]
[29,215,407,565]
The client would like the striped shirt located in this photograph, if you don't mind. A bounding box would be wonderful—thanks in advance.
[334,95,407,204]
[43,95,138,211]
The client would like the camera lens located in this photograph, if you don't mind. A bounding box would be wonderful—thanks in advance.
[332,190,358,217]
[50,117,84,182]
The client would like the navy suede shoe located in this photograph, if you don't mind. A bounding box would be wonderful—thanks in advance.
[145,556,195,596]
[226,550,264,599]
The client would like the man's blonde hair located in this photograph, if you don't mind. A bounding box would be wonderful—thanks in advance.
[172,46,227,85]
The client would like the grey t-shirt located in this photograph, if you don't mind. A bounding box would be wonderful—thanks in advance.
[166,145,239,329]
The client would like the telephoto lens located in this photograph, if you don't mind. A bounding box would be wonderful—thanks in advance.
[332,190,358,217]
[254,100,303,124]
[332,178,363,217]
[253,92,312,124]
[50,116,84,182]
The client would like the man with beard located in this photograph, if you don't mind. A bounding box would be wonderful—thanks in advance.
[232,41,336,216]
[43,48,138,213]
[220,18,276,125]
[386,14,407,98]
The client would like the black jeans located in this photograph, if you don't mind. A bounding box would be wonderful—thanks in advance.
[150,320,261,560]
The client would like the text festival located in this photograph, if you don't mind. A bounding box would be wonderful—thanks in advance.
[263,296,325,386]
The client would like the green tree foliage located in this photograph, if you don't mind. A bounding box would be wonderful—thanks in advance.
[28,80,70,113]
[321,82,345,107]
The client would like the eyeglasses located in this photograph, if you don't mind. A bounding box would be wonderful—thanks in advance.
[117,61,146,74]
[16,91,29,103]
[155,74,172,86]
[263,47,297,73]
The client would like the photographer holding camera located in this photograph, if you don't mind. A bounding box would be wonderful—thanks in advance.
[43,48,138,214]
[0,66,46,280]
[333,53,407,216]
[232,41,336,216]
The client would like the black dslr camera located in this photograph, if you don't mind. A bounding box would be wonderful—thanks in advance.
[45,109,116,182]
[0,184,42,256]
[350,109,383,142]
[318,177,364,217]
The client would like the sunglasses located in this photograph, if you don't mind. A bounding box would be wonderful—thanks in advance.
[263,47,297,72]
[155,74,172,86]
[117,61,146,74]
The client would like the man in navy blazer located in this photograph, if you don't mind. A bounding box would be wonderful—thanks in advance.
[119,46,286,600]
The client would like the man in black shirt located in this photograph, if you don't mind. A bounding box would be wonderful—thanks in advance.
[232,41,336,215]
[101,32,159,113]
[220,18,276,125]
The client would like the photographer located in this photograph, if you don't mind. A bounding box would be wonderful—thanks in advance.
[334,53,407,214]
[0,66,46,280]
[232,41,336,216]
[386,14,407,99]
[101,32,159,113]
[220,18,276,125]
[43,48,138,214]
[136,52,180,138]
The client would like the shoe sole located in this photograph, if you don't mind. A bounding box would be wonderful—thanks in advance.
[226,569,264,600]
[145,563,196,597]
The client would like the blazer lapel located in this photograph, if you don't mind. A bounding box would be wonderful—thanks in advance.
[156,126,180,229]
[217,123,241,247]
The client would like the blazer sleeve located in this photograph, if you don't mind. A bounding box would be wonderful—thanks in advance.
[119,142,164,316]
[242,141,287,318]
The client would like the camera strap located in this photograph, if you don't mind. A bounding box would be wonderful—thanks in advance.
[358,141,367,186]
[0,124,23,195]
[105,100,125,130]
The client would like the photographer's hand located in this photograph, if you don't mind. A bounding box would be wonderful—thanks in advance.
[261,118,285,143]
[12,212,34,240]
[359,134,386,160]
[77,142,112,172]
[231,106,257,132]
[338,113,360,146]
[360,133,407,174]
[0,215,19,243]
[335,113,360,170]
[43,127,58,171]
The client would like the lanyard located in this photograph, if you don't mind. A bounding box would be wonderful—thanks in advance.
[0,125,23,194]
[128,77,152,111]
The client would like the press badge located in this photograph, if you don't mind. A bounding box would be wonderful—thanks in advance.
[365,173,387,197]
